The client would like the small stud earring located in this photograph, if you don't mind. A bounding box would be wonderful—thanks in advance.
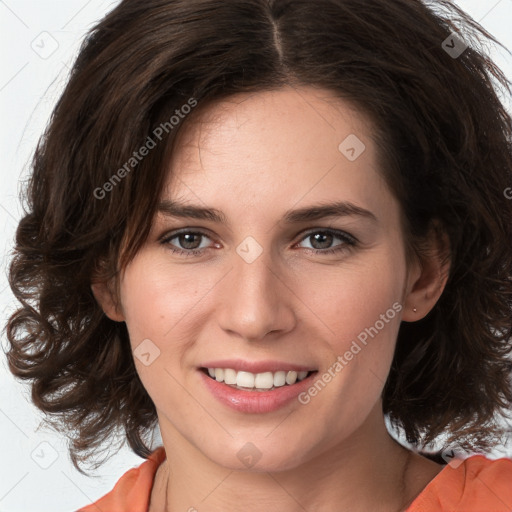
[413,307,417,313]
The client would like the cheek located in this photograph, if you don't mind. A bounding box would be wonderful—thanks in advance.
[293,253,405,347]
[117,254,222,401]
[299,281,402,439]
[292,246,405,408]
[117,257,200,405]
[119,255,204,343]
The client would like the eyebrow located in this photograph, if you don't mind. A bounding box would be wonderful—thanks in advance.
[157,199,377,224]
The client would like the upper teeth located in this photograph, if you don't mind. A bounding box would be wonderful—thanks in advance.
[207,368,310,389]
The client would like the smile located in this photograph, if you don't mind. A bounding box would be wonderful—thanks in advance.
[198,367,319,413]
[202,367,314,391]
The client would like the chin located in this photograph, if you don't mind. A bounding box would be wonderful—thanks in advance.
[203,440,311,473]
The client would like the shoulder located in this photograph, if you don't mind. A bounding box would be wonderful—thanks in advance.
[407,455,512,512]
[75,446,166,512]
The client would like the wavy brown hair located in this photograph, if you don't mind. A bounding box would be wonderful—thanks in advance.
[4,0,512,474]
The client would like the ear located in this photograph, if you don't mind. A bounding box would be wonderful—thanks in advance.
[91,279,125,322]
[401,222,451,322]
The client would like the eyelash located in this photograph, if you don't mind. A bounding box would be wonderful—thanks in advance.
[159,228,358,257]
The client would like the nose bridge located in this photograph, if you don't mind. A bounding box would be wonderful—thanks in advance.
[217,238,294,340]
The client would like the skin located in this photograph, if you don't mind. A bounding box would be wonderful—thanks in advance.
[93,86,450,512]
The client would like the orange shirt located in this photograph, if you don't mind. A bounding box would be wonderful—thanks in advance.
[76,447,512,512]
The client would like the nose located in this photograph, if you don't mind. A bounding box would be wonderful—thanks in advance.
[217,246,296,342]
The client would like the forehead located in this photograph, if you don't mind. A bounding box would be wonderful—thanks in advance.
[160,86,392,224]
[169,86,372,169]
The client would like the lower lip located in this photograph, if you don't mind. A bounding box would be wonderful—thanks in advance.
[198,369,317,414]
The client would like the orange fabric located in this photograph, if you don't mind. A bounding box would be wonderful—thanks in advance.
[76,446,166,512]
[406,455,512,512]
[76,448,512,512]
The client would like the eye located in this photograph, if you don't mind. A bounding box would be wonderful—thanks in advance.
[160,228,358,257]
[296,229,357,255]
[160,230,214,257]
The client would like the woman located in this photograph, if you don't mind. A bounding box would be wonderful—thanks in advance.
[5,0,512,510]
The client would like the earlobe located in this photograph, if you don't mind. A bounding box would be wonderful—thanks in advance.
[402,225,451,322]
[91,281,125,322]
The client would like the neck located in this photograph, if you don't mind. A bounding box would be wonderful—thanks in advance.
[151,407,440,512]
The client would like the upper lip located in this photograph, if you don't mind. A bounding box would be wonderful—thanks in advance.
[199,359,317,374]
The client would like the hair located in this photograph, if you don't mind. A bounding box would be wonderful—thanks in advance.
[4,0,512,474]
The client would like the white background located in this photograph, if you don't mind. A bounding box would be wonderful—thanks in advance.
[1,1,512,510]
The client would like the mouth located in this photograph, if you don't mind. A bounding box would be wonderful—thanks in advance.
[199,367,318,392]
[198,364,319,413]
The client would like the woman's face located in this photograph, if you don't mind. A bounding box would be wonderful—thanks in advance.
[115,86,419,471]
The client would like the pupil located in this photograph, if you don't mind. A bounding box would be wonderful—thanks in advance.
[312,232,332,249]
[180,233,200,249]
